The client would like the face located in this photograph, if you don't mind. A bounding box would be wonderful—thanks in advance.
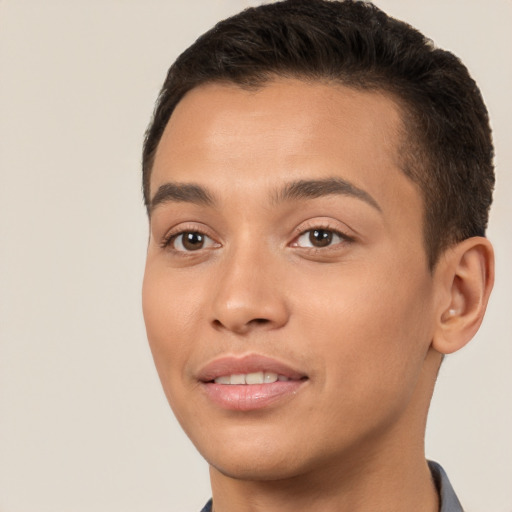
[143,79,439,481]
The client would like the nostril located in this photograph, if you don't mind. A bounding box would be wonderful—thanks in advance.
[211,316,271,332]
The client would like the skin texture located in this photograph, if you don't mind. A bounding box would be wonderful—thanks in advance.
[142,79,494,512]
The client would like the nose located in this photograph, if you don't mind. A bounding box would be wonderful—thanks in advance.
[210,247,290,335]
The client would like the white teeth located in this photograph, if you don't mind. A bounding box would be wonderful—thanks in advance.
[264,372,278,383]
[230,374,246,385]
[214,371,290,384]
[246,371,264,384]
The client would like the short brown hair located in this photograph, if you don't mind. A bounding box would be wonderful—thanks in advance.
[142,0,494,268]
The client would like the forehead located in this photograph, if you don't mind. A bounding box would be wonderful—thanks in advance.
[151,78,418,217]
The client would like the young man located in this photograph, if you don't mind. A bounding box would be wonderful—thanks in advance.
[141,1,494,511]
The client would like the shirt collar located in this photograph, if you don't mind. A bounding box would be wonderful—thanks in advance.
[428,460,464,512]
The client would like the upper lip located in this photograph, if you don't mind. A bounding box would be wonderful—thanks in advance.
[197,353,307,382]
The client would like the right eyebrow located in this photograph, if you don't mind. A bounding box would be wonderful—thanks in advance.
[150,182,215,213]
[273,177,382,212]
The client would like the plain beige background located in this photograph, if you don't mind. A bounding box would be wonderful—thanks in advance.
[0,1,510,511]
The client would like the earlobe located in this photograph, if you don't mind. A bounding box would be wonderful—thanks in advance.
[432,237,494,355]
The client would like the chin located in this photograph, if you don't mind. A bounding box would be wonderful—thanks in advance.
[196,429,354,484]
[190,429,308,481]
[207,453,306,482]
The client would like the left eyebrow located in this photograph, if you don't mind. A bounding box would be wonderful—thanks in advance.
[150,182,215,214]
[273,178,382,212]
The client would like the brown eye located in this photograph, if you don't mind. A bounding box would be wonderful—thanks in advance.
[309,229,333,247]
[182,232,204,250]
[172,231,217,252]
[295,228,346,249]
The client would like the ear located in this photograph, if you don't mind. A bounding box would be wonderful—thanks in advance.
[432,237,494,355]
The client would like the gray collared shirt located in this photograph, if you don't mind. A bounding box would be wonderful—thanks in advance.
[428,460,464,512]
[199,460,463,512]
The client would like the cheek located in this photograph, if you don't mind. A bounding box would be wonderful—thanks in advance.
[293,262,434,406]
[142,265,200,380]
[142,264,211,428]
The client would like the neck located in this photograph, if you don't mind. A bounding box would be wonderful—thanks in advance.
[209,443,438,512]
[209,349,442,512]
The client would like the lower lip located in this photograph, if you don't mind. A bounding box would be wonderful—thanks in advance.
[202,380,305,411]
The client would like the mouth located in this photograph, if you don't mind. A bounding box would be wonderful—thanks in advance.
[212,371,296,385]
[197,354,308,411]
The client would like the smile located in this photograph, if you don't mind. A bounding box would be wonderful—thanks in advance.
[214,372,292,384]
[198,354,308,411]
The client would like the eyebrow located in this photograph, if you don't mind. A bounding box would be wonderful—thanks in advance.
[274,178,381,211]
[150,182,215,212]
[150,176,381,214]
